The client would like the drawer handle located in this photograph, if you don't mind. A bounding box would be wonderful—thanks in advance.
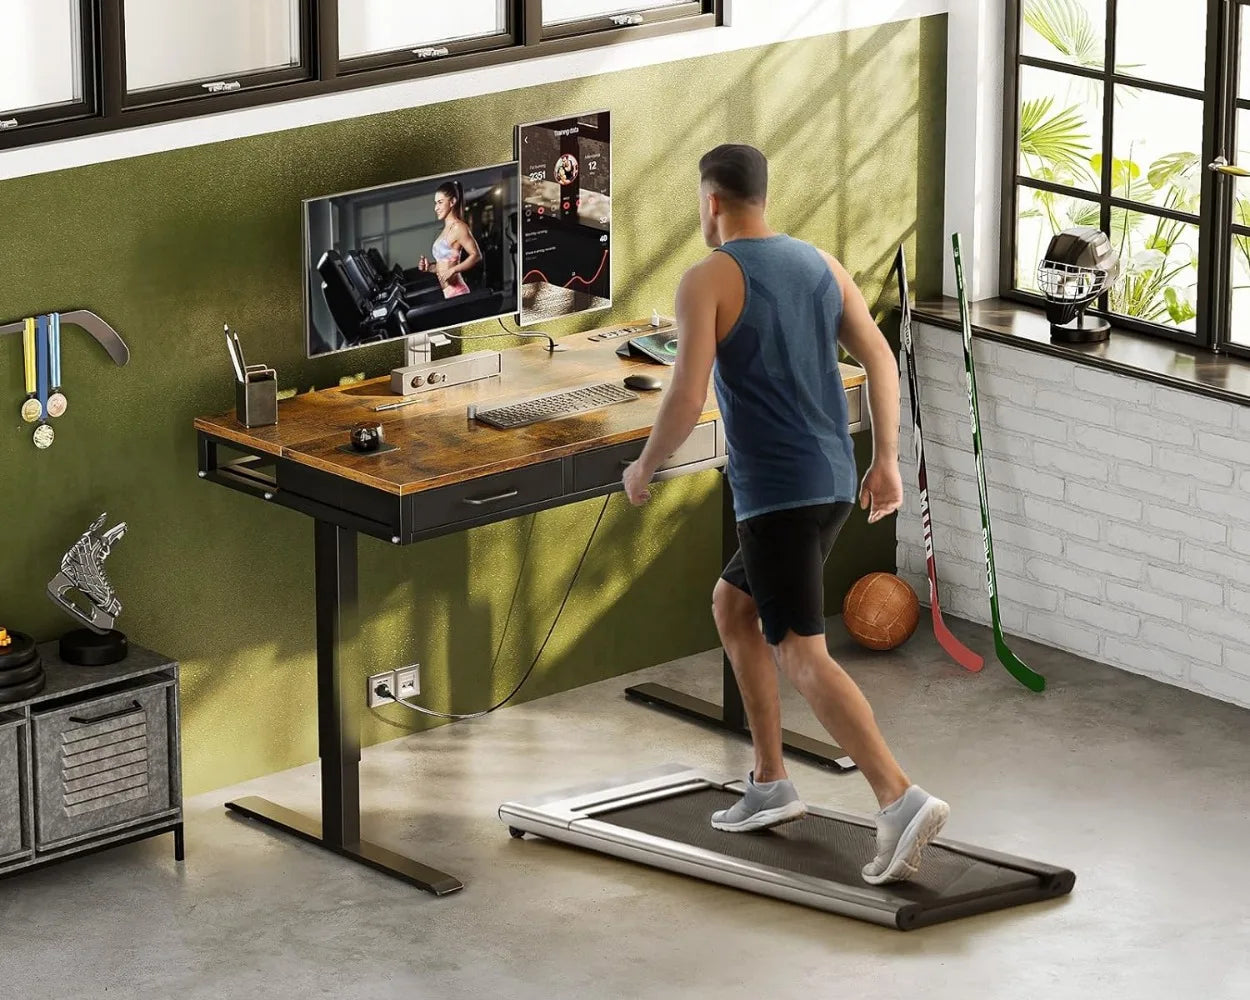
[463,488,520,506]
[69,700,142,725]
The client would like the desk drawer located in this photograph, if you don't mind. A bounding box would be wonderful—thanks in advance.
[571,421,718,492]
[406,460,564,535]
[0,719,28,861]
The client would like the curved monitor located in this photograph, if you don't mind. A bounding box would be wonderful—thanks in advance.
[303,162,520,358]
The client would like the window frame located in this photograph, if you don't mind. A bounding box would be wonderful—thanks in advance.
[0,0,722,152]
[1000,0,1238,353]
[0,0,99,138]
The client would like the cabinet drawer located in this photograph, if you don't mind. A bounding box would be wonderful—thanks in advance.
[32,681,173,848]
[0,720,28,861]
[571,421,719,492]
[406,460,563,536]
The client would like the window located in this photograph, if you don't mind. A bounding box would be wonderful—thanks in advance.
[0,1,720,150]
[0,0,95,132]
[120,0,310,103]
[1004,0,1250,354]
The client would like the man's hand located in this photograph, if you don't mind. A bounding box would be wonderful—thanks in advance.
[622,460,655,506]
[859,460,903,524]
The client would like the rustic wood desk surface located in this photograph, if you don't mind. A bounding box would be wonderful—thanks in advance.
[193,321,867,498]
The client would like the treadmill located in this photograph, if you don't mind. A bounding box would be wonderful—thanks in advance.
[500,764,1075,931]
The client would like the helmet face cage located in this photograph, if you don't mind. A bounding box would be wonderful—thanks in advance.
[1037,227,1120,325]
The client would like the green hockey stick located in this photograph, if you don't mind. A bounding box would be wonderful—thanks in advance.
[952,233,1046,693]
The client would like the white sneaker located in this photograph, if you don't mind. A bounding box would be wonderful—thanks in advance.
[861,786,949,885]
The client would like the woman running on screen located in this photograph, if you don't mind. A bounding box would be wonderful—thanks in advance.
[418,180,480,299]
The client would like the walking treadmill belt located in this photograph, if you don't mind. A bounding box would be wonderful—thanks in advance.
[602,789,1046,918]
[500,767,1075,930]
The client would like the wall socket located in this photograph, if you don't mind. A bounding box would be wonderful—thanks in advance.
[366,665,420,709]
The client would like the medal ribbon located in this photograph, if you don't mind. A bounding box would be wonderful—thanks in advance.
[36,314,49,418]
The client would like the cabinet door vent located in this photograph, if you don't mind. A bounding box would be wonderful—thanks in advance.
[59,707,149,818]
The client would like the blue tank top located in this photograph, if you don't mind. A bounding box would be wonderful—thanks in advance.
[712,235,858,521]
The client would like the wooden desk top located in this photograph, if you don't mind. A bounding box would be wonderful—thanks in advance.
[194,321,867,497]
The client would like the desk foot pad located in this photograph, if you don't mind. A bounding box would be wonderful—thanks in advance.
[225,795,463,895]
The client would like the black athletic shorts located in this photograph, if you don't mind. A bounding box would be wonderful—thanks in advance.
[720,501,855,646]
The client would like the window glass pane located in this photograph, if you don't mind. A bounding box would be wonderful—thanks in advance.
[1229,243,1250,347]
[0,1,83,115]
[544,1,688,26]
[1107,211,1200,331]
[339,0,506,58]
[1242,6,1250,100]
[1020,0,1105,70]
[1116,0,1206,91]
[1018,66,1104,193]
[1015,187,1103,293]
[1111,87,1203,213]
[123,0,300,93]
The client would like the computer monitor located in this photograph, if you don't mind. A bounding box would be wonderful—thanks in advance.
[515,110,611,327]
[303,162,520,358]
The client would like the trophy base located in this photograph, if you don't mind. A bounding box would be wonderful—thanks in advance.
[60,628,128,666]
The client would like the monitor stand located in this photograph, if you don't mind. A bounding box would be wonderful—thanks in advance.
[405,330,450,367]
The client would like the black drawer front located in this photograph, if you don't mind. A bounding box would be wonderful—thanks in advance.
[406,460,564,536]
[278,458,402,536]
[571,421,719,492]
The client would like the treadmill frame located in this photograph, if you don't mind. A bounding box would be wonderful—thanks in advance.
[499,764,1075,930]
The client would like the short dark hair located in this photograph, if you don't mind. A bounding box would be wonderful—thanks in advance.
[699,144,767,204]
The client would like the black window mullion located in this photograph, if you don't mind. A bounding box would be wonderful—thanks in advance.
[314,0,337,82]
[1098,0,1116,315]
[98,0,125,117]
[1198,0,1233,350]
[523,0,544,46]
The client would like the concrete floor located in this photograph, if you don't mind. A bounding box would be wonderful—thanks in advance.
[2,616,1249,1000]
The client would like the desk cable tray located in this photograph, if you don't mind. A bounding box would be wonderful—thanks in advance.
[473,382,638,429]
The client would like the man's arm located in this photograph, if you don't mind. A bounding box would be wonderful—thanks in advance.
[624,262,718,503]
[821,252,903,522]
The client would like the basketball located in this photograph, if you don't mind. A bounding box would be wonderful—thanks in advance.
[842,572,920,651]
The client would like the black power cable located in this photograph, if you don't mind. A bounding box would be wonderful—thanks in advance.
[374,493,612,720]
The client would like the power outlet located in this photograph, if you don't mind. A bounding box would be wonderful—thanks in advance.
[395,664,420,700]
[367,670,395,708]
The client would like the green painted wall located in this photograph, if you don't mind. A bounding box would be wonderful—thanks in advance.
[0,18,946,795]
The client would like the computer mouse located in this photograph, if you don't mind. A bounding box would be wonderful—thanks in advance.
[624,373,663,392]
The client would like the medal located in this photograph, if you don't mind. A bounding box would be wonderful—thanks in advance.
[47,312,67,418]
[20,318,41,423]
[33,315,54,450]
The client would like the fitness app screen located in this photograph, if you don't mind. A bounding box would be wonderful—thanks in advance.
[516,110,611,325]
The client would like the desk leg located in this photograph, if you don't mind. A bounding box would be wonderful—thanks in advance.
[624,475,857,772]
[225,520,464,895]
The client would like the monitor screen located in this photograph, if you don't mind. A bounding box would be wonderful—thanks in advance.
[303,162,520,358]
[516,110,611,326]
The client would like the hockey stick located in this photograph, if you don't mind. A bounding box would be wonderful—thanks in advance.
[951,234,1046,693]
[895,245,983,673]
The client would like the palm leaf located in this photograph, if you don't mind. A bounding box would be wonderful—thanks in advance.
[1024,0,1103,68]
[1020,97,1095,183]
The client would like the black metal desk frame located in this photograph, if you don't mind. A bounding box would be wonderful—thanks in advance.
[195,421,851,896]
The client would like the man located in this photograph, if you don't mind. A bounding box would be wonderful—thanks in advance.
[621,144,948,885]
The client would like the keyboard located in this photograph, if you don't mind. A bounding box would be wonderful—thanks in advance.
[473,382,638,429]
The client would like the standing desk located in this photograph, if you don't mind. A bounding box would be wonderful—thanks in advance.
[193,320,869,894]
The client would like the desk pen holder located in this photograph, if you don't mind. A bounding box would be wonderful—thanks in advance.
[236,371,277,428]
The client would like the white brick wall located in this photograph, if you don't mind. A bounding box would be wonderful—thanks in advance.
[898,322,1250,709]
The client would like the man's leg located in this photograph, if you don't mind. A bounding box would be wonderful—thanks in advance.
[772,633,907,808]
[706,571,806,833]
[711,578,785,782]
[773,632,949,885]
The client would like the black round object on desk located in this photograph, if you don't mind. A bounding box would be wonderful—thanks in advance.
[60,628,128,666]
[0,630,37,673]
[350,421,385,453]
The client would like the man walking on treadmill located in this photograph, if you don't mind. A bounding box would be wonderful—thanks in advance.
[622,143,948,885]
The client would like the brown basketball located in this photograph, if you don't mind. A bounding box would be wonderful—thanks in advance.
[842,572,920,651]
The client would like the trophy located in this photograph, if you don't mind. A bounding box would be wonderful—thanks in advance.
[47,513,129,665]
